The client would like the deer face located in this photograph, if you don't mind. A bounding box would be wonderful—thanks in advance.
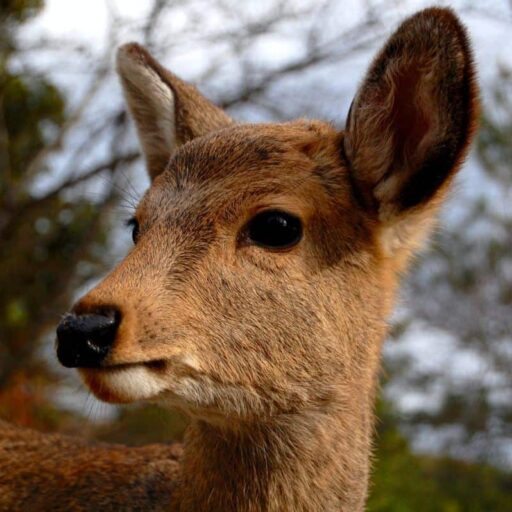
[62,121,383,421]
[56,9,477,426]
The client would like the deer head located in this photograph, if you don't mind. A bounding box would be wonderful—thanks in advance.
[55,8,477,510]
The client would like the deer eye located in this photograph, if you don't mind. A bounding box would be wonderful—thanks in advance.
[246,210,302,250]
[126,217,140,244]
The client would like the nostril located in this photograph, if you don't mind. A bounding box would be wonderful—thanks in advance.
[56,308,121,368]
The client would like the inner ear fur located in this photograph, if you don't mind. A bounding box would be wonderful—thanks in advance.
[344,7,478,223]
[117,43,233,180]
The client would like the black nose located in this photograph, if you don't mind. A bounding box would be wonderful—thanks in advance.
[56,309,120,368]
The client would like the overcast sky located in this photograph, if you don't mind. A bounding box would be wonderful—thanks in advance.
[26,0,512,90]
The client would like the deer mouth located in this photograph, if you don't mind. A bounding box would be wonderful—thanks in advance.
[79,361,172,404]
[96,359,168,372]
[78,356,202,404]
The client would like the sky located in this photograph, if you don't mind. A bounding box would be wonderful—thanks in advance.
[24,0,512,95]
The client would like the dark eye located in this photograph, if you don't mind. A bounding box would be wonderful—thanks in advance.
[246,210,302,250]
[126,217,140,244]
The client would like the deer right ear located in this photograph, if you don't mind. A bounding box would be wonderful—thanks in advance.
[117,44,233,180]
[343,8,478,255]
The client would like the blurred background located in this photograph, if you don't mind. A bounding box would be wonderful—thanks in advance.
[0,0,511,509]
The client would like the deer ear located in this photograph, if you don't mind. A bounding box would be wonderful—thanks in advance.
[116,43,233,180]
[343,8,478,255]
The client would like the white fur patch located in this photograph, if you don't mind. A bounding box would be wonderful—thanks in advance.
[116,45,177,159]
[379,210,437,256]
[100,366,168,402]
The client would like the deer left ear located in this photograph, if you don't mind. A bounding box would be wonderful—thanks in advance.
[116,43,233,181]
[344,8,478,255]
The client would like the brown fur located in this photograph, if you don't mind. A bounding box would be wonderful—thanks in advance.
[0,420,182,511]
[0,8,478,511]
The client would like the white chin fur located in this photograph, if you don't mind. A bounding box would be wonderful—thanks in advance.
[99,366,168,402]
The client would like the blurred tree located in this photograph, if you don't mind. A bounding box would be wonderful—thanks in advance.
[0,0,121,430]
[388,68,512,466]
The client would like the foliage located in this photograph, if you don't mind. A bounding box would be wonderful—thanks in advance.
[368,403,512,511]
[94,405,189,446]
[0,0,113,424]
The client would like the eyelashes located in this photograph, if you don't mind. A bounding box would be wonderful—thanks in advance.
[126,217,140,244]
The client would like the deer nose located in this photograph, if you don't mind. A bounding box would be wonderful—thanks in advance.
[56,310,120,368]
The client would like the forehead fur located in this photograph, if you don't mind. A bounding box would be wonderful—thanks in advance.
[159,120,344,186]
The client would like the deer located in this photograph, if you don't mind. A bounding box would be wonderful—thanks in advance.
[0,7,478,511]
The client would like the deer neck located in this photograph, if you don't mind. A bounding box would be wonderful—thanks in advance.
[178,400,374,512]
